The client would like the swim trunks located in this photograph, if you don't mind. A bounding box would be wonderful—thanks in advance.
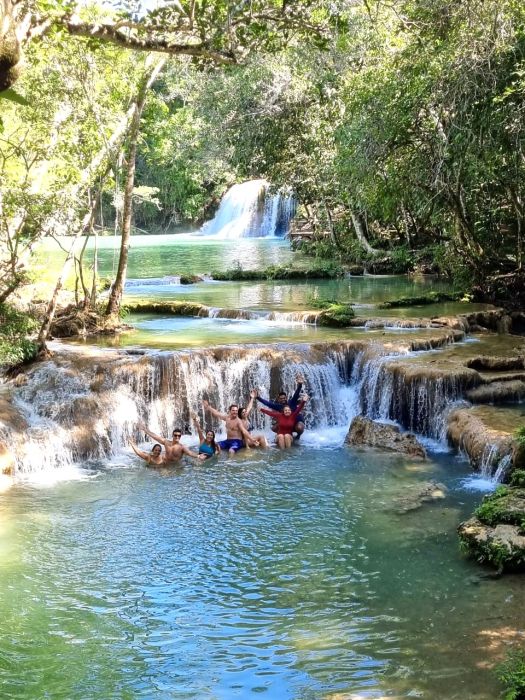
[217,438,244,452]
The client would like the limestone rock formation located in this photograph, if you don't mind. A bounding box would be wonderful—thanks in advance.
[447,408,515,470]
[345,416,426,459]
[458,486,525,573]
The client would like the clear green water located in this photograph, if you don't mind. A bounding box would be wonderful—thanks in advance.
[36,234,458,311]
[15,234,520,698]
[1,446,520,699]
[88,315,450,350]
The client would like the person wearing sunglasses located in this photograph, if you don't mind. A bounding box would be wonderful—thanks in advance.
[138,422,199,463]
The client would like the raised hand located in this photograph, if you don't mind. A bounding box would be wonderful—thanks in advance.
[202,399,210,410]
[296,374,305,384]
[250,388,258,398]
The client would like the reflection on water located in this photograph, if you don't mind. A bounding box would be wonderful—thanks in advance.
[0,447,520,699]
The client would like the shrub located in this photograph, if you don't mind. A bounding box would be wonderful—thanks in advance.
[510,470,525,488]
[0,304,39,369]
[496,649,525,700]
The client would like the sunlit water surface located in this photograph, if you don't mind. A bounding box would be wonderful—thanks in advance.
[1,444,521,700]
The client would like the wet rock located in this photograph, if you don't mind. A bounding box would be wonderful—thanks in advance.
[390,481,448,513]
[179,275,203,285]
[345,416,426,459]
[0,440,15,475]
[432,316,470,331]
[447,408,514,470]
[466,380,525,404]
[466,356,525,371]
[458,516,525,573]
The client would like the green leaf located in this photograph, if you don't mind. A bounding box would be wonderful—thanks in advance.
[0,88,29,106]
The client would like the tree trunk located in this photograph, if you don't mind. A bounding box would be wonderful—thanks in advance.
[37,198,100,348]
[350,210,378,254]
[105,56,166,317]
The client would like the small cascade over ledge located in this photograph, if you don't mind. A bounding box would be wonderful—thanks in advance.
[199,179,296,239]
[0,330,518,481]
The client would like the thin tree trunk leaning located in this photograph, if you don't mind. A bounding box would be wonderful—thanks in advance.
[37,196,100,348]
[350,210,379,254]
[105,56,166,318]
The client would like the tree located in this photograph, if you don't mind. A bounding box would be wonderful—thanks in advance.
[105,55,166,317]
[1,0,330,92]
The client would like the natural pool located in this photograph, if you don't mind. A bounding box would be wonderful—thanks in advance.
[10,234,521,699]
[1,441,521,700]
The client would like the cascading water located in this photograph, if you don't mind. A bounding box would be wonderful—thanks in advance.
[3,335,512,478]
[5,343,360,474]
[199,179,296,239]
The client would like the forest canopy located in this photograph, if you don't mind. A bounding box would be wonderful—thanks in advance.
[1,0,525,322]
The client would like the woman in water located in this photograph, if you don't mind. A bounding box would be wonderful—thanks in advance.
[259,395,308,449]
[129,439,166,466]
[191,412,220,460]
[239,390,268,448]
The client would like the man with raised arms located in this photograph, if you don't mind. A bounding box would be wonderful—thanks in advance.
[138,423,200,463]
[202,401,251,455]
[255,374,306,439]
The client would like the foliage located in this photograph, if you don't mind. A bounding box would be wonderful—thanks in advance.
[514,427,525,450]
[510,470,525,489]
[317,303,355,327]
[474,486,524,528]
[378,292,462,309]
[0,304,38,368]
[211,262,344,281]
[496,648,525,700]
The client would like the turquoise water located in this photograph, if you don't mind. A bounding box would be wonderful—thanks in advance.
[89,315,450,350]
[11,234,519,699]
[36,234,457,311]
[1,445,519,699]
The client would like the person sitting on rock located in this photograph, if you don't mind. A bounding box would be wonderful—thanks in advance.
[191,412,220,460]
[138,423,200,463]
[129,439,166,467]
[255,374,306,439]
[202,400,251,455]
[259,395,308,449]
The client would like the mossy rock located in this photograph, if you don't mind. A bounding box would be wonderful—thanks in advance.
[124,301,207,316]
[211,263,345,282]
[317,304,356,327]
[458,486,525,572]
[179,275,203,285]
[379,292,461,309]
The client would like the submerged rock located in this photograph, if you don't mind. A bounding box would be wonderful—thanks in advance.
[390,480,448,513]
[345,416,426,459]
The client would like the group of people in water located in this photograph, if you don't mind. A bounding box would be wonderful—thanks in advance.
[129,375,308,466]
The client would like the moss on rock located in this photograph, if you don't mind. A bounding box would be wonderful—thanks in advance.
[458,486,525,572]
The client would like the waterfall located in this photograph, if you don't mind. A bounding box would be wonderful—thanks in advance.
[3,334,509,477]
[199,180,296,239]
[4,342,359,474]
[479,444,512,483]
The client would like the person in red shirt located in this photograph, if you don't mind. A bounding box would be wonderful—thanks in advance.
[259,395,309,449]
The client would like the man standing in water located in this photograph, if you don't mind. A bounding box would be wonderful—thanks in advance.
[138,423,200,463]
[255,374,306,439]
[202,401,251,455]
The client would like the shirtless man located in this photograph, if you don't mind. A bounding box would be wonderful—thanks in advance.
[202,400,251,455]
[139,423,200,463]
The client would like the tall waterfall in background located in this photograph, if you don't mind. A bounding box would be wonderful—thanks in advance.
[199,179,296,239]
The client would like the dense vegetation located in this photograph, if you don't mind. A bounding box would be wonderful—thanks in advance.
[1,0,525,362]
